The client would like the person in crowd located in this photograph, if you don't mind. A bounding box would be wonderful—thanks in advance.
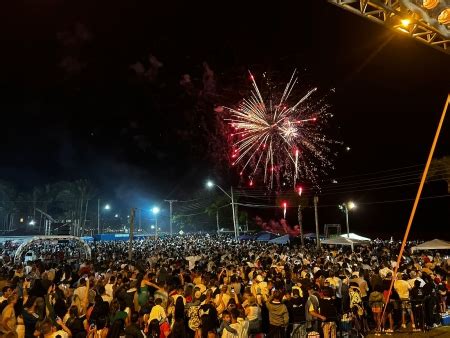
[0,234,448,338]
[265,290,289,337]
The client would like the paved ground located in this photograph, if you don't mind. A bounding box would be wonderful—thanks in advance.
[367,326,450,337]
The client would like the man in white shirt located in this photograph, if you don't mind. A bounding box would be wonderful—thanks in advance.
[73,278,88,307]
[105,275,115,298]
[215,285,231,314]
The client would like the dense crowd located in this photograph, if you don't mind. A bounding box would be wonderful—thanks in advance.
[0,235,449,338]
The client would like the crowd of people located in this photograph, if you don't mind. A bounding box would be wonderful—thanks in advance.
[0,235,449,338]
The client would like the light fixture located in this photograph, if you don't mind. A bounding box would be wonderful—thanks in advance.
[401,19,411,27]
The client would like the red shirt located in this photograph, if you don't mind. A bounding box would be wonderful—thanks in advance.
[160,321,170,338]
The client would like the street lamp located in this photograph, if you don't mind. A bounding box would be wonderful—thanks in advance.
[340,201,356,238]
[152,207,160,238]
[206,180,238,240]
[97,201,112,235]
[29,220,36,226]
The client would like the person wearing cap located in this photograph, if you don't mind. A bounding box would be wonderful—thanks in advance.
[284,287,306,337]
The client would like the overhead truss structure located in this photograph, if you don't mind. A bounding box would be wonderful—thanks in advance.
[329,0,450,55]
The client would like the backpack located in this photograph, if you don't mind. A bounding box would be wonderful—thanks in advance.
[349,288,363,316]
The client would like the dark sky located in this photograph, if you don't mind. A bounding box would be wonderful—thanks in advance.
[2,0,450,237]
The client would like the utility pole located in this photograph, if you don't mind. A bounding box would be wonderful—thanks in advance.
[216,210,220,234]
[164,200,178,236]
[298,204,304,246]
[97,199,100,235]
[128,208,135,261]
[314,196,320,250]
[230,187,237,240]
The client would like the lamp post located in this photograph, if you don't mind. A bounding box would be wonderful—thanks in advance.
[152,206,160,239]
[340,201,356,238]
[206,180,237,240]
[97,201,111,235]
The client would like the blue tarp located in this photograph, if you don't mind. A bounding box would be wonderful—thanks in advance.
[269,234,290,244]
[256,231,278,241]
[238,234,253,241]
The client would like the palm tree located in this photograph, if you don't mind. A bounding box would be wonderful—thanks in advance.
[0,180,17,233]
[205,195,232,233]
[428,156,450,193]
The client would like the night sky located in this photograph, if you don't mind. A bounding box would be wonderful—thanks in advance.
[2,0,450,238]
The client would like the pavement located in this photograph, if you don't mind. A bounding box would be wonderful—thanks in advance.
[367,326,450,337]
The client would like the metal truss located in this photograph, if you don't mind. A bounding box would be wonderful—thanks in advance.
[329,0,450,55]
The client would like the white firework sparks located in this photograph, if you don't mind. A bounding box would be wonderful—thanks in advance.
[226,70,337,189]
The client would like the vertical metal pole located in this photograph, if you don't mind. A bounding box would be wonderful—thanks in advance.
[97,199,100,235]
[139,209,142,232]
[128,208,135,261]
[216,210,220,235]
[345,206,350,238]
[230,187,237,240]
[314,196,320,250]
[169,201,173,236]
[155,215,158,239]
[298,205,304,247]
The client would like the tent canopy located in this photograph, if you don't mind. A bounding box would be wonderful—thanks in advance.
[340,233,371,241]
[322,237,357,246]
[256,231,278,242]
[269,235,290,245]
[411,239,450,252]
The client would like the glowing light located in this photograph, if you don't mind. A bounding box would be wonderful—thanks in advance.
[226,70,337,189]
[114,214,119,218]
[104,204,111,210]
[346,146,351,151]
[348,201,356,210]
[206,181,214,188]
[152,207,160,215]
[401,19,411,27]
[282,202,287,218]
[20,218,24,223]
[249,180,253,187]
[29,220,36,226]
[297,186,303,196]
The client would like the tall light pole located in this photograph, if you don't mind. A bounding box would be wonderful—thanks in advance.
[152,206,160,239]
[206,180,237,240]
[128,208,135,260]
[314,196,320,250]
[98,201,111,235]
[340,201,356,238]
[164,200,177,236]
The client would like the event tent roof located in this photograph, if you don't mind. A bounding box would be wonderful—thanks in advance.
[339,233,371,241]
[411,239,450,252]
[255,231,278,242]
[268,234,290,245]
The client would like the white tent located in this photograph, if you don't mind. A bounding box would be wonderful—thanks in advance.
[340,233,371,241]
[321,236,369,251]
[411,239,450,252]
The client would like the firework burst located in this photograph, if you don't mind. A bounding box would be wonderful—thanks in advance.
[226,70,338,190]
